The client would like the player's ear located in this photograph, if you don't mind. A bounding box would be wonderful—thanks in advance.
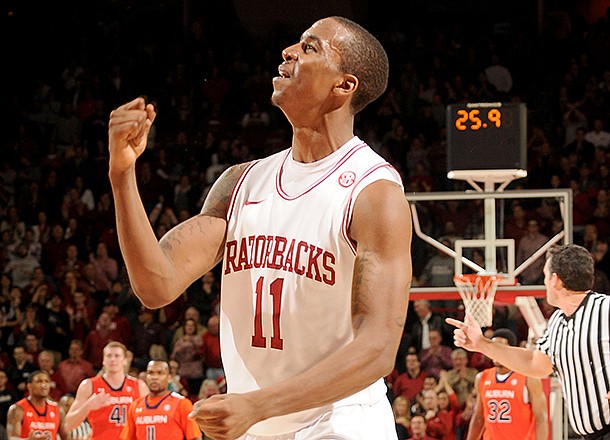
[335,73,358,96]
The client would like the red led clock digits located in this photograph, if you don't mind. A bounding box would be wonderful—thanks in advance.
[455,108,502,130]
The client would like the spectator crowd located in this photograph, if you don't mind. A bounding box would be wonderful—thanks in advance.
[2,1,610,438]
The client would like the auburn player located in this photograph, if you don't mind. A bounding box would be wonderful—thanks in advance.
[467,329,548,440]
[64,341,148,439]
[6,370,69,439]
[120,360,202,440]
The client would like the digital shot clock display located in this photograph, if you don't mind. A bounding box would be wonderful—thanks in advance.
[446,102,527,172]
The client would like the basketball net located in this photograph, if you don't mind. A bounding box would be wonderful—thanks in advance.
[453,273,505,327]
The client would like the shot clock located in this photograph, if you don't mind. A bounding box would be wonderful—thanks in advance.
[446,102,527,172]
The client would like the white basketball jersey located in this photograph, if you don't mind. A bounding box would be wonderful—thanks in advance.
[221,136,403,435]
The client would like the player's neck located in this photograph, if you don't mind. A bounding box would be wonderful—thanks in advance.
[102,370,126,386]
[28,396,47,407]
[148,390,170,399]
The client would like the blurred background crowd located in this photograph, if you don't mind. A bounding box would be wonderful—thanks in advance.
[1,0,610,438]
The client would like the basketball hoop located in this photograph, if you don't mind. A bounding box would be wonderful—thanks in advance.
[453,273,509,327]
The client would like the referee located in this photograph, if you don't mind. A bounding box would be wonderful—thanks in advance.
[446,244,610,440]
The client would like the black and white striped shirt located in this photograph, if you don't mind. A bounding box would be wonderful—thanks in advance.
[537,291,610,437]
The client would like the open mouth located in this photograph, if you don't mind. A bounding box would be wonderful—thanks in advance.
[277,66,291,79]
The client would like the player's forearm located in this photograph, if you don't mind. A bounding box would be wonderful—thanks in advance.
[64,403,92,431]
[109,167,177,308]
[477,341,552,378]
[249,310,404,422]
[466,412,484,440]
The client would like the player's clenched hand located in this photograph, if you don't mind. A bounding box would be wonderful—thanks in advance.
[445,314,484,351]
[108,97,156,174]
[189,393,259,440]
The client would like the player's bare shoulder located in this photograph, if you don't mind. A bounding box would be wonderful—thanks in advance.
[200,162,253,218]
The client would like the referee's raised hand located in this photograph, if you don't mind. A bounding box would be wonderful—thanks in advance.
[445,314,484,351]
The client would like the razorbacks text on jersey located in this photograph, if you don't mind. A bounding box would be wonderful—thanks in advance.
[222,137,403,435]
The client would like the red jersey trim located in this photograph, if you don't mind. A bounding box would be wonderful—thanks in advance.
[275,142,368,201]
[226,161,259,223]
[341,163,399,255]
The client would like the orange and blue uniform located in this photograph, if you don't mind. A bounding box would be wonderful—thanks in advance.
[479,368,536,440]
[120,391,202,440]
[88,375,141,440]
[16,397,60,439]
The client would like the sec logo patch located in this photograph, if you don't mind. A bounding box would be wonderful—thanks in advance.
[338,171,356,187]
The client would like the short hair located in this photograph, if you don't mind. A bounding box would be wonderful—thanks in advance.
[27,370,51,383]
[70,339,84,348]
[492,328,518,347]
[451,348,469,360]
[546,244,594,291]
[104,341,128,355]
[329,16,389,114]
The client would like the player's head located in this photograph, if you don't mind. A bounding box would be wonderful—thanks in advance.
[145,360,171,394]
[545,244,594,294]
[271,16,388,117]
[491,328,518,369]
[102,341,128,373]
[27,370,51,398]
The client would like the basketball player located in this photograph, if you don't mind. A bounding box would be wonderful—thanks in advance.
[108,15,412,440]
[6,370,69,439]
[64,341,149,439]
[120,360,202,440]
[467,328,547,440]
[447,244,610,439]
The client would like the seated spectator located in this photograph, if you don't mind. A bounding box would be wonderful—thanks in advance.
[82,312,124,370]
[167,358,189,397]
[393,351,427,404]
[66,290,94,342]
[102,300,132,348]
[41,292,71,357]
[419,389,452,439]
[6,345,36,399]
[197,378,220,401]
[516,218,549,285]
[420,329,453,377]
[23,333,42,367]
[435,371,459,440]
[393,395,411,439]
[454,389,477,440]
[0,368,17,439]
[171,306,206,345]
[170,318,204,398]
[445,348,478,409]
[22,266,55,305]
[34,350,67,401]
[57,339,95,394]
[53,244,85,282]
[407,414,435,440]
[11,303,45,347]
[88,241,118,294]
[131,307,166,371]
[402,300,452,355]
[4,242,39,289]
[201,314,223,381]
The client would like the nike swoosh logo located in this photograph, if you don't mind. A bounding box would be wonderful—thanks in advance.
[245,199,264,205]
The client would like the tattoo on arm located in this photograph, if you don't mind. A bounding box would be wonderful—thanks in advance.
[201,163,251,219]
[352,252,373,326]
